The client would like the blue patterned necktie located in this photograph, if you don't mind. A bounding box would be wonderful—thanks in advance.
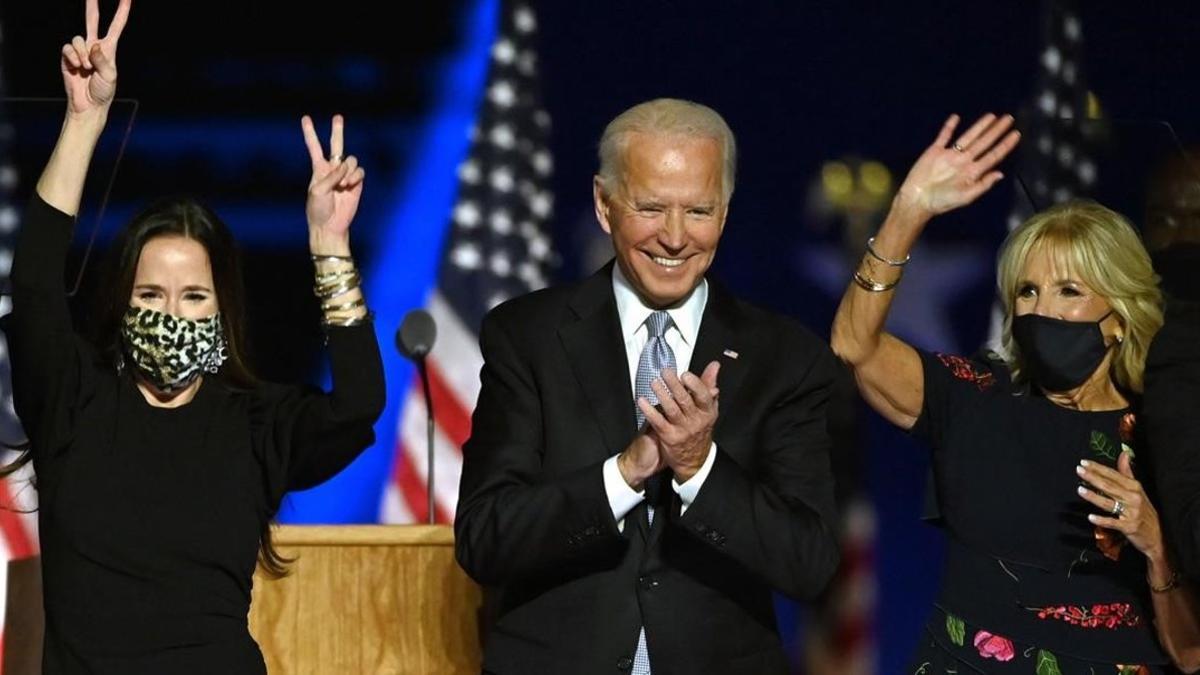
[631,310,675,675]
[635,311,677,430]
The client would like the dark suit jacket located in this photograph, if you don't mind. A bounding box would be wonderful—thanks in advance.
[455,263,840,675]
[1147,297,1200,579]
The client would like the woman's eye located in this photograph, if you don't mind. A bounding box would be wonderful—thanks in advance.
[138,292,159,300]
[185,293,209,302]
[1017,285,1036,298]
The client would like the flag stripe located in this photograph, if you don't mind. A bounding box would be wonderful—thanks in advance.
[426,360,473,448]
[399,392,466,512]
[394,442,453,524]
[0,483,33,559]
[428,292,484,406]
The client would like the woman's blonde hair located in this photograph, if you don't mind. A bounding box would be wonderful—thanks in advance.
[996,200,1163,393]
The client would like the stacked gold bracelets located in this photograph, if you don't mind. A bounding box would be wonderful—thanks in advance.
[853,236,909,293]
[312,254,371,327]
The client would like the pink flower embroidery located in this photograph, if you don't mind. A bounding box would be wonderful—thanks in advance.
[973,631,1015,661]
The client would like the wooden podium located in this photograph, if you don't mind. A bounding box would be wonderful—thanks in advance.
[1,526,481,674]
[250,525,483,674]
[2,556,43,675]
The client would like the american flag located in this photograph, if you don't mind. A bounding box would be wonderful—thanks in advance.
[0,23,41,670]
[989,0,1096,347]
[1010,0,1097,223]
[380,1,555,524]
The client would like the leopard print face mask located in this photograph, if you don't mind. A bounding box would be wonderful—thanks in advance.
[120,306,229,392]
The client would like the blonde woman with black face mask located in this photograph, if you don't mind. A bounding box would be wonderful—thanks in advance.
[2,2,385,672]
[832,113,1200,673]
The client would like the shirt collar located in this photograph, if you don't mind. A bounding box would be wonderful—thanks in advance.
[611,262,708,346]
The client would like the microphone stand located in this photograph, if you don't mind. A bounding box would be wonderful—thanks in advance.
[416,355,435,525]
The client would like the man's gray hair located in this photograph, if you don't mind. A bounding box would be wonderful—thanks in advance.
[596,98,737,203]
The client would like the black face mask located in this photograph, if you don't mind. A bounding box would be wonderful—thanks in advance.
[1012,311,1115,392]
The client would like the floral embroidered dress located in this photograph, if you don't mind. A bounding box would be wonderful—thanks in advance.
[908,350,1168,674]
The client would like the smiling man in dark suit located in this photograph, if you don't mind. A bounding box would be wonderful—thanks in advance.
[455,98,840,675]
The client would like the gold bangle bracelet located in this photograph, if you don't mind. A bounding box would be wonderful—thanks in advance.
[321,310,374,328]
[312,254,354,263]
[866,237,910,267]
[314,275,362,299]
[314,268,358,283]
[1150,569,1181,593]
[853,269,899,293]
[321,297,366,313]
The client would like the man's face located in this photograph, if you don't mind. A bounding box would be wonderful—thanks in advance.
[594,132,727,308]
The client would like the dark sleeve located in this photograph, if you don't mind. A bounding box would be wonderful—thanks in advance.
[1144,300,1200,578]
[909,349,1003,526]
[909,348,998,448]
[2,195,88,454]
[454,310,623,586]
[675,346,840,600]
[254,322,386,503]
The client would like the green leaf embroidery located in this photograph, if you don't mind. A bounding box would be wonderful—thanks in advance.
[1036,650,1062,675]
[1089,431,1118,461]
[945,613,965,647]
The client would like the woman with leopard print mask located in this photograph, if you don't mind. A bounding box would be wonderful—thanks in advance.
[2,1,385,672]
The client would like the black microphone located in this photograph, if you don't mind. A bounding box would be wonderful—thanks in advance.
[396,309,437,360]
[395,309,438,524]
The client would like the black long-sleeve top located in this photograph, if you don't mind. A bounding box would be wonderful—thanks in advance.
[4,196,385,674]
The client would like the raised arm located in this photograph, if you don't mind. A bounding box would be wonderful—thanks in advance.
[6,0,131,452]
[830,113,1019,429]
[301,113,368,323]
[271,115,382,492]
[37,0,130,214]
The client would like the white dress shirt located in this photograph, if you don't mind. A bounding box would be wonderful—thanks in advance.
[602,264,719,531]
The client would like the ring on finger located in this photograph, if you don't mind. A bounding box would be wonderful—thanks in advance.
[952,143,965,153]
[330,154,344,163]
[1111,499,1125,518]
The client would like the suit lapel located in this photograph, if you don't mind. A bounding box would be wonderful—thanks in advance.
[557,263,637,462]
[688,279,749,437]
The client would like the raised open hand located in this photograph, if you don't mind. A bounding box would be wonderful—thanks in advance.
[301,115,366,252]
[897,113,1021,218]
[61,0,131,116]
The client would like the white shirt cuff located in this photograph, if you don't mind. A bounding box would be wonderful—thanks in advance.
[603,455,645,533]
[672,442,717,514]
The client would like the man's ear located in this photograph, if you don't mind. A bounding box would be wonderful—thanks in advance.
[593,176,613,235]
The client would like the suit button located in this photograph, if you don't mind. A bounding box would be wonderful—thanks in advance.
[617,656,633,670]
[638,575,658,590]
